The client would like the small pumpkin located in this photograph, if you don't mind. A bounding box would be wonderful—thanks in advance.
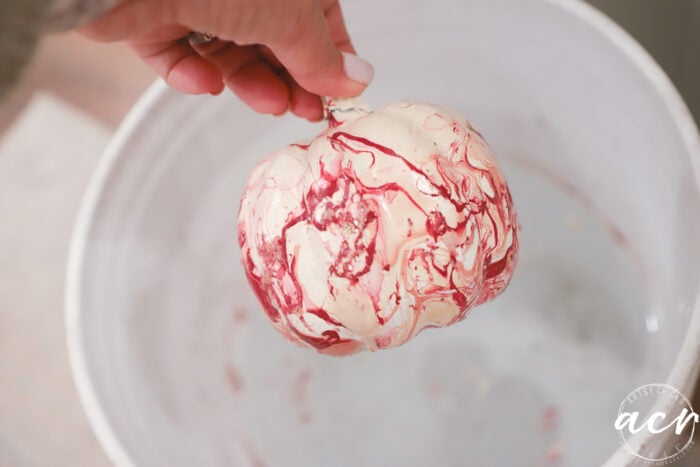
[238,97,518,356]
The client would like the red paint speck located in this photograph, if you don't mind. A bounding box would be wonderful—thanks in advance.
[233,307,248,323]
[541,406,559,433]
[542,443,563,466]
[241,437,268,467]
[225,365,244,393]
[428,382,444,398]
[293,369,313,424]
[294,369,312,405]
[610,224,628,248]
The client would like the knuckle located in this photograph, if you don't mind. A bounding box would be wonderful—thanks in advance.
[270,0,316,46]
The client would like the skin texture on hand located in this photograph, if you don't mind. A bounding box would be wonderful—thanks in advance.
[79,0,374,120]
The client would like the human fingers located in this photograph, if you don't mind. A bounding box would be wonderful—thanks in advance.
[278,70,323,121]
[266,1,373,98]
[128,28,224,95]
[192,40,289,114]
[253,46,322,120]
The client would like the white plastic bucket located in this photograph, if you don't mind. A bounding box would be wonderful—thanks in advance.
[67,0,700,465]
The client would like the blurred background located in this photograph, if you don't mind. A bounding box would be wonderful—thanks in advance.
[0,0,698,465]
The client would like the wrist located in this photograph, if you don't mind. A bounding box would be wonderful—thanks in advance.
[43,0,117,31]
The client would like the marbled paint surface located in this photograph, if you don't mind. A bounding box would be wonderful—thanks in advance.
[238,99,519,356]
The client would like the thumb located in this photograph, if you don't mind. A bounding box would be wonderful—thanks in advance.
[269,3,374,98]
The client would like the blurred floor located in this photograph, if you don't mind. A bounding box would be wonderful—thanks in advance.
[0,92,113,467]
[0,32,153,467]
[0,32,154,135]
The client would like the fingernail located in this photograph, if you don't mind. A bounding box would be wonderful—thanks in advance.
[341,51,374,85]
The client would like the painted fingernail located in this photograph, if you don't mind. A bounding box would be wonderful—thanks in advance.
[341,51,374,85]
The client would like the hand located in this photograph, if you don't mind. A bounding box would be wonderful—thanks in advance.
[79,0,374,120]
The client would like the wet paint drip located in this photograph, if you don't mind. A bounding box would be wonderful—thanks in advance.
[238,99,519,356]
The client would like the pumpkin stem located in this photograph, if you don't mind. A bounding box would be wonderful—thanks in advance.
[323,96,372,128]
